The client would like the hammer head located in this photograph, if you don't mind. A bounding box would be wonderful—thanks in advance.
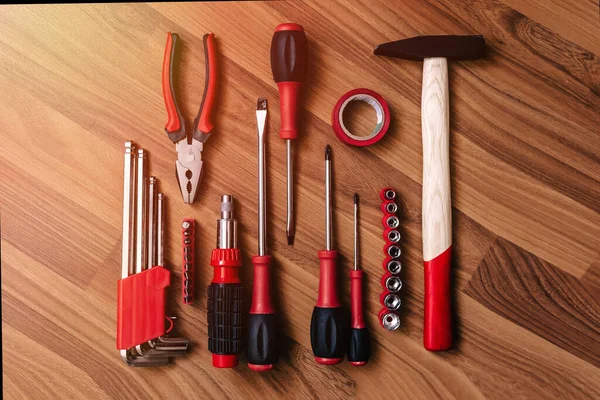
[374,35,485,61]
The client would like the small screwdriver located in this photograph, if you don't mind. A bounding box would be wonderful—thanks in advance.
[348,194,370,365]
[310,145,348,365]
[270,23,308,246]
[247,98,278,371]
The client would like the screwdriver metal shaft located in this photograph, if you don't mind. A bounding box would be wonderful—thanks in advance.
[258,99,267,256]
[325,145,332,251]
[286,140,294,245]
[354,193,358,271]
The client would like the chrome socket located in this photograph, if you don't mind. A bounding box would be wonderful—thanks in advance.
[385,215,399,229]
[384,293,401,310]
[381,311,401,331]
[386,259,402,274]
[387,229,401,243]
[385,276,402,292]
[387,244,401,259]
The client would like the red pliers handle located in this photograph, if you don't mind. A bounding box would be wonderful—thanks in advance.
[162,32,217,143]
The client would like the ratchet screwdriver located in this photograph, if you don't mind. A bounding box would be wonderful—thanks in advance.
[270,23,308,246]
[207,195,243,368]
[247,98,278,371]
[310,145,348,365]
[348,194,370,365]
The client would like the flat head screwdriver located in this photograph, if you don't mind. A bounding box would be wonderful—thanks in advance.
[348,194,370,365]
[310,145,347,365]
[270,23,308,246]
[247,98,278,371]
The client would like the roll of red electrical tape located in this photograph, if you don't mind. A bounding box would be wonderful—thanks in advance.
[332,88,391,146]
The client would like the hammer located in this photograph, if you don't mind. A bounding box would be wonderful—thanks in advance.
[374,35,485,351]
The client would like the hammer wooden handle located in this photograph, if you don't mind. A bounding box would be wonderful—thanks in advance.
[421,57,453,351]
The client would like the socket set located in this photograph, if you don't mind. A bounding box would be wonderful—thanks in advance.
[182,219,195,305]
[379,188,402,330]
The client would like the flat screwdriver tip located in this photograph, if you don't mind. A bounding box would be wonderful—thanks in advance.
[354,193,359,204]
[325,145,331,160]
[257,97,267,110]
[287,234,294,246]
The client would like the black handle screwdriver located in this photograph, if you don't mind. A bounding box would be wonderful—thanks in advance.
[348,193,370,365]
[310,145,348,365]
[247,98,278,371]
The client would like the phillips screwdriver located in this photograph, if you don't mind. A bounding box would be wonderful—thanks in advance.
[310,145,348,365]
[247,98,278,371]
[348,194,370,366]
[207,195,243,368]
[270,23,309,246]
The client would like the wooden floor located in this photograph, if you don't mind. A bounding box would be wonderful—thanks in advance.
[1,1,599,399]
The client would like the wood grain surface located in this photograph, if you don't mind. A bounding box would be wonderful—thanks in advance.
[1,1,599,399]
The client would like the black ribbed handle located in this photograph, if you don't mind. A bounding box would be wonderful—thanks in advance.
[348,328,370,364]
[270,26,308,83]
[207,283,243,354]
[247,313,278,366]
[310,306,348,361]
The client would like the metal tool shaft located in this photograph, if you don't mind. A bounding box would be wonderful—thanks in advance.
[257,98,267,256]
[354,193,358,271]
[217,195,237,249]
[147,177,157,269]
[122,142,136,279]
[157,193,165,267]
[135,149,147,274]
[325,145,332,251]
[286,140,294,245]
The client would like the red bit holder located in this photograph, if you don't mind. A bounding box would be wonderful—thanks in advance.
[182,219,195,305]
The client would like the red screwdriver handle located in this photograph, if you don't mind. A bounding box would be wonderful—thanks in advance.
[348,269,370,366]
[310,250,347,365]
[247,255,278,371]
[270,23,308,141]
[316,250,341,307]
[350,270,365,329]
[249,255,274,313]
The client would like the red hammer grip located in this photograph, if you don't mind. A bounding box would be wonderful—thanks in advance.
[423,246,452,351]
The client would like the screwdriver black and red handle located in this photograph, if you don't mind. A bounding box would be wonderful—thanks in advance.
[247,255,278,371]
[348,269,370,365]
[310,250,348,365]
[270,23,308,141]
[207,196,242,368]
[208,248,243,368]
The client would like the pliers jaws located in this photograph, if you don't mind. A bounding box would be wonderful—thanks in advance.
[162,32,218,204]
[175,139,203,204]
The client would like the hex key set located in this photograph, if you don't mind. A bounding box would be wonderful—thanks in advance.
[117,142,190,366]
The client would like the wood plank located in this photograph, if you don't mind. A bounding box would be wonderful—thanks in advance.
[464,238,600,368]
[449,296,600,400]
[582,259,600,295]
[502,0,600,55]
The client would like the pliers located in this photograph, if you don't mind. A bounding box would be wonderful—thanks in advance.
[162,32,217,204]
